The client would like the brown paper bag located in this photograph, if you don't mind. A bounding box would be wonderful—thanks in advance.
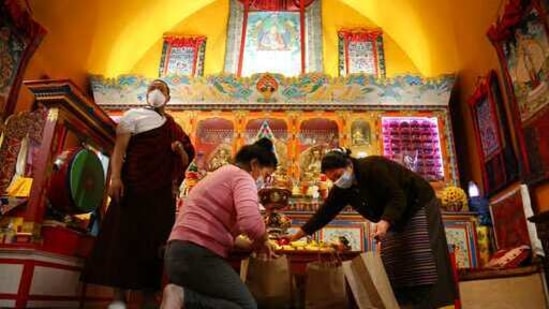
[241,254,293,309]
[343,251,399,309]
[305,260,348,309]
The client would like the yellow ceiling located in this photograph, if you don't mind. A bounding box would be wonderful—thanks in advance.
[30,0,461,77]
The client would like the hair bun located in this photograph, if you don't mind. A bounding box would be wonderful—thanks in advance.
[328,147,352,157]
[254,138,274,152]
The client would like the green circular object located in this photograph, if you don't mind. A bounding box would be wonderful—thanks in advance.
[68,149,105,213]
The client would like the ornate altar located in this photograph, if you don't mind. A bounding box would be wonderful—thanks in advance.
[92,72,460,258]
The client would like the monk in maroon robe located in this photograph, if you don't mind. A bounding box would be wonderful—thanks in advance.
[81,80,195,308]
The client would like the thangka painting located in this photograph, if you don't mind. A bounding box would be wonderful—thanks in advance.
[522,107,549,183]
[489,185,532,250]
[475,96,501,159]
[159,35,206,77]
[242,12,301,76]
[224,0,323,76]
[442,214,479,269]
[338,28,386,78]
[0,0,46,118]
[469,71,519,195]
[488,0,549,124]
[487,0,549,181]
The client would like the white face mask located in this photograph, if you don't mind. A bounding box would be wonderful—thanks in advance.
[147,89,167,108]
[333,169,354,189]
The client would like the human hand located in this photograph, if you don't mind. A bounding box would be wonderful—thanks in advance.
[287,228,306,242]
[255,240,279,260]
[171,141,189,166]
[234,235,253,251]
[372,219,391,242]
[171,141,182,152]
[108,177,124,203]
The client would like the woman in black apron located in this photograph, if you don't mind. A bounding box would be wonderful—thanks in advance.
[289,148,456,308]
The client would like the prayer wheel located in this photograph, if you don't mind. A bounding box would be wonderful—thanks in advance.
[48,147,106,214]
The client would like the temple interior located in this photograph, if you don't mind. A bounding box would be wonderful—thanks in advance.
[1,0,549,308]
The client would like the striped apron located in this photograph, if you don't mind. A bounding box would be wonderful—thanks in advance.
[380,207,437,288]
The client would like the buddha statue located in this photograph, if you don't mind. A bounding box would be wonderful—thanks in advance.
[305,148,322,179]
[208,147,231,171]
[352,129,367,145]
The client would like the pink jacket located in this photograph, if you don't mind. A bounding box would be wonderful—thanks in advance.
[169,164,265,257]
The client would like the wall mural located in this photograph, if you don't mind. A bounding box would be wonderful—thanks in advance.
[90,73,455,108]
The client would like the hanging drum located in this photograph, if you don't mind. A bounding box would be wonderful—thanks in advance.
[48,147,106,214]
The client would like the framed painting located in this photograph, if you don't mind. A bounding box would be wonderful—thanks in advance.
[0,0,46,118]
[223,0,323,76]
[319,225,365,252]
[338,28,386,78]
[522,106,549,184]
[468,71,519,195]
[241,11,301,76]
[487,0,549,179]
[442,214,479,269]
[158,35,206,77]
[289,213,370,251]
[489,184,532,250]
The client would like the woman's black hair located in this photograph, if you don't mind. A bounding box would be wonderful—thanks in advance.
[234,138,278,168]
[321,147,352,173]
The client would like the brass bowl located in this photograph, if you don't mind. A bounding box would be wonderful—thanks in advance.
[258,187,292,210]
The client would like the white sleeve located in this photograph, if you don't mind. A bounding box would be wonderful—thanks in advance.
[116,109,138,134]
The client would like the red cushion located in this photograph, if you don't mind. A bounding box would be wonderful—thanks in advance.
[485,245,531,269]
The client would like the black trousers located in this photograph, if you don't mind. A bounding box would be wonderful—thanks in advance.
[164,240,257,309]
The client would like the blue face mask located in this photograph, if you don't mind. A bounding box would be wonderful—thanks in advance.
[256,176,265,190]
[333,169,354,189]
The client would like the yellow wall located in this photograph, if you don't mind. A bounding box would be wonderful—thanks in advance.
[131,0,229,76]
[340,0,459,76]
[321,0,418,76]
[16,0,102,112]
[450,0,505,191]
[131,0,418,77]
[26,0,457,77]
[19,0,460,78]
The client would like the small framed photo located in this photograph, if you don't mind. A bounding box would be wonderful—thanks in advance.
[443,213,479,269]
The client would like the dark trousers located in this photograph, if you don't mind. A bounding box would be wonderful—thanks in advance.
[164,240,257,309]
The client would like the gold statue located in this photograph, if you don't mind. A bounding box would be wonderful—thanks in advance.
[208,146,231,171]
[352,129,367,145]
[307,148,323,177]
[300,147,324,182]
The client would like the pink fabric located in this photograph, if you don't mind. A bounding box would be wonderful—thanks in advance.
[169,164,265,258]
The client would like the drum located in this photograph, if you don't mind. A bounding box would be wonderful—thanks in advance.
[48,147,106,214]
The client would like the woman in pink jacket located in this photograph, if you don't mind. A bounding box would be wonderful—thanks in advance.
[161,138,277,309]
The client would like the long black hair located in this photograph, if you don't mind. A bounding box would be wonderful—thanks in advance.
[234,138,278,169]
[321,147,352,173]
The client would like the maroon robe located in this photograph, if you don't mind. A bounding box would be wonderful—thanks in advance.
[81,114,194,290]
